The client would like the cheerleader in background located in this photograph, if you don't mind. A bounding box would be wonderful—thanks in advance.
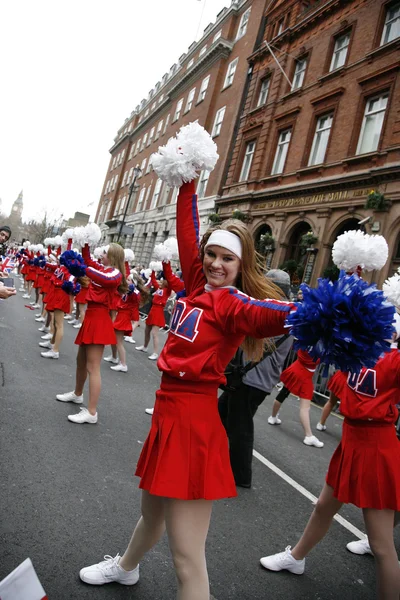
[260,317,400,599]
[268,349,324,448]
[71,275,90,329]
[109,276,150,373]
[40,260,73,360]
[56,243,127,424]
[136,268,172,361]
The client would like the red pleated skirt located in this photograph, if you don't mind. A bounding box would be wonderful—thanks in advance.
[37,273,45,290]
[281,362,314,400]
[75,304,116,346]
[21,263,28,275]
[75,286,88,305]
[131,306,140,322]
[146,304,165,328]
[113,308,132,335]
[135,376,237,500]
[46,288,71,313]
[326,420,400,510]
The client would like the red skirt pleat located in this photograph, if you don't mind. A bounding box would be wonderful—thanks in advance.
[48,288,71,313]
[326,421,400,509]
[75,286,88,304]
[135,384,237,500]
[146,304,165,327]
[75,305,116,346]
[281,363,314,399]
[131,307,140,322]
[113,309,132,335]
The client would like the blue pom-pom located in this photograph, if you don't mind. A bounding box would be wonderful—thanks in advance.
[127,283,136,295]
[60,250,86,277]
[287,271,395,374]
[73,282,81,296]
[62,280,74,294]
[33,257,40,266]
[176,289,187,299]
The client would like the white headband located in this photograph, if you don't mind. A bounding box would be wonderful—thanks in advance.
[205,230,242,259]
[394,313,400,340]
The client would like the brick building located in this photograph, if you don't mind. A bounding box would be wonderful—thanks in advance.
[94,0,267,266]
[220,0,400,287]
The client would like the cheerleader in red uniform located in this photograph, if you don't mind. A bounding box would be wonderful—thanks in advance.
[135,269,171,360]
[268,349,324,448]
[109,277,150,372]
[56,243,127,424]
[79,176,296,595]
[72,275,90,328]
[260,319,400,599]
[40,261,73,359]
[22,249,35,299]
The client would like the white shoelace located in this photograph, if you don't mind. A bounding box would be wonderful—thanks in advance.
[98,554,121,575]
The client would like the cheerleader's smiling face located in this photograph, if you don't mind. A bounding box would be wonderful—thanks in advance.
[203,245,241,288]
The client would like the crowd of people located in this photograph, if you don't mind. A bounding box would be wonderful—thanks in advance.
[1,121,400,599]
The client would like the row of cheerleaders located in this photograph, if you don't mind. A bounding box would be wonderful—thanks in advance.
[2,122,400,598]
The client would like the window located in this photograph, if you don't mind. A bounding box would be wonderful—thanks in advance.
[257,78,270,106]
[111,157,117,169]
[141,134,148,151]
[146,159,152,174]
[224,58,238,87]
[155,120,163,140]
[171,187,179,204]
[356,93,388,154]
[199,45,207,58]
[148,127,155,146]
[237,8,251,39]
[158,93,165,104]
[151,102,156,111]
[213,29,222,43]
[127,167,134,185]
[212,107,226,137]
[291,57,307,91]
[198,75,210,102]
[128,146,134,160]
[187,58,194,70]
[120,195,127,213]
[112,174,118,191]
[381,2,400,45]
[330,33,350,71]
[308,114,333,166]
[163,114,170,134]
[239,141,256,181]
[104,180,110,194]
[276,18,284,37]
[173,98,184,121]
[134,139,141,156]
[272,129,291,174]
[151,179,163,209]
[137,186,146,210]
[144,108,149,117]
[185,88,196,112]
[140,158,147,174]
[122,170,128,187]
[197,170,210,198]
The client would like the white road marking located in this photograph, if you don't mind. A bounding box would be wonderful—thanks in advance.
[253,449,366,540]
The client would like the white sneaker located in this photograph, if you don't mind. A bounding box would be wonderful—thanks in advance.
[39,341,52,349]
[79,554,139,586]
[124,336,136,344]
[18,287,25,292]
[64,314,72,320]
[268,415,282,425]
[32,303,41,309]
[56,391,83,404]
[41,333,52,340]
[136,346,148,352]
[68,407,98,424]
[148,353,158,360]
[38,325,49,332]
[73,323,82,329]
[260,546,305,575]
[316,422,326,431]
[303,435,324,448]
[29,301,35,305]
[110,363,128,372]
[346,538,373,556]
[41,349,59,359]
[35,317,45,323]
[145,408,154,416]
[103,355,118,364]
[68,318,78,326]
[22,294,31,299]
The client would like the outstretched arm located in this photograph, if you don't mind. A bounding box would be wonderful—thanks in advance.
[162,260,185,293]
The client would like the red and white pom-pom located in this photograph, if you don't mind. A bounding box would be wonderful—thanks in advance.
[383,272,400,309]
[36,244,44,253]
[363,234,388,271]
[124,248,135,263]
[61,228,75,246]
[23,241,30,248]
[53,235,63,247]
[151,122,219,187]
[332,230,366,272]
[44,238,53,247]
[149,260,163,272]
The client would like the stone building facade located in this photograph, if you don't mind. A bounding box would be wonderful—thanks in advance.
[220,0,400,287]
[94,0,267,266]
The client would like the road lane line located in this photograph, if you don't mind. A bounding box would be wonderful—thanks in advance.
[253,449,366,540]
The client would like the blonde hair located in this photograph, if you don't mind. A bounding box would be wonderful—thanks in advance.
[134,276,151,307]
[200,219,284,361]
[107,243,128,295]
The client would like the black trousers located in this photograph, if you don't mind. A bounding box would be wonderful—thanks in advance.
[218,383,268,487]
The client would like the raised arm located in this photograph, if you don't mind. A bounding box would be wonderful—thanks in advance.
[150,270,159,290]
[82,244,104,270]
[162,260,185,293]
[176,181,206,295]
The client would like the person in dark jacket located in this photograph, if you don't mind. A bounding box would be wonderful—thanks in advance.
[218,269,293,488]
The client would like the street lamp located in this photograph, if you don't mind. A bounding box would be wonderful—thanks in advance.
[117,166,142,243]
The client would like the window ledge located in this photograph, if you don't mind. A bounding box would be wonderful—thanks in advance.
[318,66,347,84]
[172,117,179,124]
[281,87,303,102]
[183,109,192,116]
[221,83,232,92]
[259,174,284,184]
[342,150,388,166]
[195,99,205,107]
[365,38,400,61]
[296,165,324,176]
[212,133,220,139]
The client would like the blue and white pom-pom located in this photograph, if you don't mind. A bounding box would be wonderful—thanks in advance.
[150,122,219,187]
[60,250,87,278]
[287,271,395,374]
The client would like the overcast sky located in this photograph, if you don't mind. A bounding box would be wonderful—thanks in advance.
[0,0,229,224]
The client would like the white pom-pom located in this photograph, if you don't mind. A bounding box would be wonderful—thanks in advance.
[73,226,86,247]
[151,122,219,187]
[363,234,388,271]
[23,241,30,248]
[149,261,163,272]
[153,243,169,262]
[164,237,179,259]
[124,248,135,263]
[383,273,400,309]
[93,247,104,258]
[44,238,53,246]
[36,244,44,253]
[84,223,102,246]
[332,230,367,272]
[61,228,75,244]
[143,268,152,278]
[53,235,63,247]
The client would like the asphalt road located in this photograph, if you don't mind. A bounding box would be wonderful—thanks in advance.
[1,290,398,599]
